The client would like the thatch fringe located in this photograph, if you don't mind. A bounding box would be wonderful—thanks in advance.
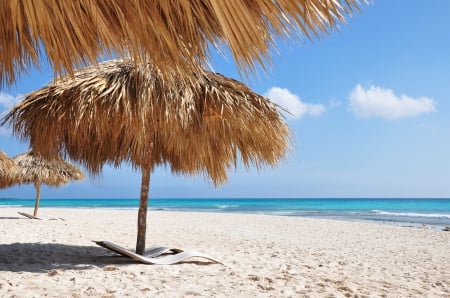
[0,0,364,86]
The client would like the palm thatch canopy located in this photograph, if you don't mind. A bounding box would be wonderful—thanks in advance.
[3,59,290,254]
[11,150,85,186]
[0,150,15,188]
[4,59,290,184]
[0,0,364,87]
[8,150,85,216]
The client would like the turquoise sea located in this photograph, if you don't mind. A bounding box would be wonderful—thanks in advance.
[1,198,450,229]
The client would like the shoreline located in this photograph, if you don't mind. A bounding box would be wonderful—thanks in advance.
[3,204,450,231]
[1,207,449,297]
[2,198,450,230]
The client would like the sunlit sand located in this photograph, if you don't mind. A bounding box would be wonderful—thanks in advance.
[0,207,449,297]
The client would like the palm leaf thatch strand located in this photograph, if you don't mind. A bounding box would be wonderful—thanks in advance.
[0,150,15,188]
[2,59,290,254]
[9,150,85,216]
[0,0,364,86]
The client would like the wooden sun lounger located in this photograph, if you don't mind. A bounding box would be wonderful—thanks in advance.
[94,241,222,265]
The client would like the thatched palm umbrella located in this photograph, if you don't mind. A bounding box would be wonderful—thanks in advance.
[9,150,85,217]
[0,0,363,86]
[3,59,290,254]
[0,150,15,188]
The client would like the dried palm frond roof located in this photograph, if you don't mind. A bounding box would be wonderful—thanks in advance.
[0,0,364,87]
[0,150,15,188]
[3,59,290,185]
[0,150,13,172]
[9,150,85,187]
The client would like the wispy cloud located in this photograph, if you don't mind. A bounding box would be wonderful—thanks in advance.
[0,126,11,136]
[349,84,436,120]
[0,92,22,110]
[265,87,325,120]
[0,92,22,136]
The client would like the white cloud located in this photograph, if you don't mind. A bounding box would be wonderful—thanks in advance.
[264,87,325,120]
[349,84,436,120]
[0,92,22,109]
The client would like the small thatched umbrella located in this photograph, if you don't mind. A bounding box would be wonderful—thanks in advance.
[0,150,15,188]
[0,0,363,86]
[3,59,290,254]
[9,150,85,217]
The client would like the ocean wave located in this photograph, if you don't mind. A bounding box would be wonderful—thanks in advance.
[372,210,450,219]
[216,204,239,209]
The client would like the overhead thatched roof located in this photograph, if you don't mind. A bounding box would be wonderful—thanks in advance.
[9,150,85,187]
[3,59,290,185]
[0,150,15,188]
[0,0,364,87]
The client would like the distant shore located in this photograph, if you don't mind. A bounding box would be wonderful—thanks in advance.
[0,207,449,297]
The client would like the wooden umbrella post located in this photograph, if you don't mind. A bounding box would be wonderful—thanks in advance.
[136,166,151,255]
[33,180,41,217]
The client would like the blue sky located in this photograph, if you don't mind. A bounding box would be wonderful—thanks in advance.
[1,1,450,199]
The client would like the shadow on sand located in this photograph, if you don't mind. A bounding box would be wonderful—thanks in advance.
[0,242,139,273]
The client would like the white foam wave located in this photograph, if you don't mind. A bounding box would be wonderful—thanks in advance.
[372,210,450,219]
[216,204,239,209]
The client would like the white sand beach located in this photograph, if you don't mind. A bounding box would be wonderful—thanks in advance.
[0,207,449,297]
